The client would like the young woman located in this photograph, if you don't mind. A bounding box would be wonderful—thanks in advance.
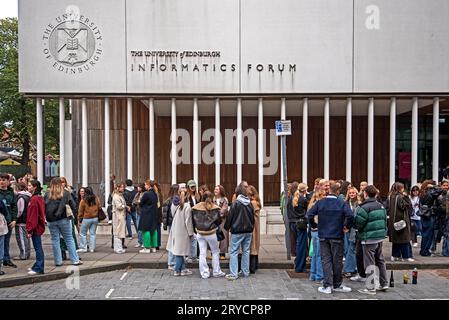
[14,182,32,260]
[214,185,229,260]
[192,191,225,279]
[186,180,200,262]
[112,182,127,254]
[343,187,359,277]
[409,185,422,247]
[154,181,163,250]
[308,189,325,282]
[58,178,80,260]
[291,183,309,273]
[166,189,194,276]
[163,184,179,270]
[77,187,100,253]
[387,182,413,261]
[132,183,146,248]
[26,180,46,275]
[138,180,160,253]
[286,182,299,257]
[45,178,81,266]
[247,185,262,274]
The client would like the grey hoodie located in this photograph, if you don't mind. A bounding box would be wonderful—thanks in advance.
[237,194,251,206]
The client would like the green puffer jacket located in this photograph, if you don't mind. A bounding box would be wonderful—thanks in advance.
[355,198,387,241]
[0,187,18,224]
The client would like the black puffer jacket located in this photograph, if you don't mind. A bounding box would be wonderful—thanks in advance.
[192,202,221,236]
[224,195,254,234]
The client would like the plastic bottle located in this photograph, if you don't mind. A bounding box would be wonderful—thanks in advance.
[412,268,418,284]
[403,273,409,284]
[389,270,395,287]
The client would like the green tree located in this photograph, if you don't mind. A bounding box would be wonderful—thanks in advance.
[0,18,59,166]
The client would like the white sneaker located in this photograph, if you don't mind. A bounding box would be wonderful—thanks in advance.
[168,265,175,271]
[350,275,366,282]
[89,249,95,253]
[406,258,415,262]
[108,220,112,224]
[115,249,126,254]
[213,271,226,278]
[181,269,193,276]
[27,270,39,276]
[134,243,142,248]
[333,285,352,293]
[318,286,332,294]
[358,288,376,295]
[27,267,32,271]
[376,285,389,292]
[139,248,151,253]
[390,256,400,262]
[76,248,87,253]
[150,248,157,253]
[413,243,418,248]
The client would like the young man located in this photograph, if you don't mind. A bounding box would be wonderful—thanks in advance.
[224,183,254,280]
[0,173,18,268]
[123,179,138,240]
[14,183,32,260]
[354,185,389,295]
[307,181,354,294]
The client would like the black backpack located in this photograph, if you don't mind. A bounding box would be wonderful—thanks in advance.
[16,194,31,224]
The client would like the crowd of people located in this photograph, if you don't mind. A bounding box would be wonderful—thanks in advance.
[284,177,449,295]
[0,171,448,292]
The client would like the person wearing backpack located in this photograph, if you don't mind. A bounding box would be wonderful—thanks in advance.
[14,182,32,260]
[123,179,138,240]
[0,173,18,269]
[45,178,82,266]
[26,180,46,275]
[163,184,179,269]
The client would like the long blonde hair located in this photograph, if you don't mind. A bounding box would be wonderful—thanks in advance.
[48,177,64,200]
[293,183,308,207]
[247,185,262,210]
[307,190,325,211]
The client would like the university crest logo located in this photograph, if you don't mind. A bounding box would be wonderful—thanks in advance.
[42,11,103,74]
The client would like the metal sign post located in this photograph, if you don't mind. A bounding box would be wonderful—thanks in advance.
[276,120,292,261]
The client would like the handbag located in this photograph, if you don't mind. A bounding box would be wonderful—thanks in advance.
[98,208,107,221]
[216,227,225,241]
[0,214,8,236]
[392,196,406,231]
[296,217,308,231]
[65,204,74,220]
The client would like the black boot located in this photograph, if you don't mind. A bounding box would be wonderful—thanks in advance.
[62,251,67,261]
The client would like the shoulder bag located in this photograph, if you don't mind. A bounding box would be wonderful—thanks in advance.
[392,196,406,231]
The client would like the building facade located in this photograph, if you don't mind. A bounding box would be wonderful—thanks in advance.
[19,0,449,210]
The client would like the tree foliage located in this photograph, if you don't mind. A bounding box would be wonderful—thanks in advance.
[0,18,59,165]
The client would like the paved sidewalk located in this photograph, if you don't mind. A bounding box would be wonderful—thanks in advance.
[1,230,448,288]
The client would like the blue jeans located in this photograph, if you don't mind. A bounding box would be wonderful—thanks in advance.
[443,219,449,257]
[420,216,435,256]
[3,227,12,262]
[413,219,423,237]
[229,233,252,277]
[343,233,357,273]
[309,231,323,281]
[31,234,45,273]
[79,217,98,251]
[0,234,4,264]
[136,213,143,245]
[190,235,198,259]
[167,226,175,267]
[48,219,80,265]
[174,255,186,273]
[157,223,161,248]
[392,243,411,259]
[126,211,138,238]
[290,223,308,272]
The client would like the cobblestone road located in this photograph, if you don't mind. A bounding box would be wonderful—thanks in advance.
[0,269,448,300]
